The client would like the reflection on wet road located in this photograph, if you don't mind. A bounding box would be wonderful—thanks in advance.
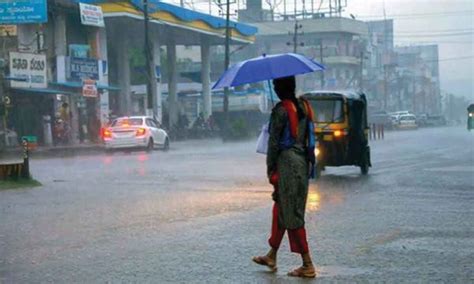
[1,127,473,282]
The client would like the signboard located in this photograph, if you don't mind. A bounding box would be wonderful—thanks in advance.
[79,3,104,27]
[69,57,99,81]
[69,44,90,58]
[0,0,47,24]
[9,52,47,89]
[82,79,98,98]
[0,25,16,36]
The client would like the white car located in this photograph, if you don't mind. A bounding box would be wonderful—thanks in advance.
[397,114,418,130]
[103,116,170,151]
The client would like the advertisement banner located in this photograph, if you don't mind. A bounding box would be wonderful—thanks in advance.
[0,25,16,36]
[0,0,47,24]
[82,79,98,98]
[9,52,47,89]
[79,3,104,27]
[69,57,99,81]
[69,44,90,58]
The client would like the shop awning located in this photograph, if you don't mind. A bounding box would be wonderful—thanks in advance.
[77,0,258,44]
[4,76,28,82]
[50,81,121,91]
[11,87,75,95]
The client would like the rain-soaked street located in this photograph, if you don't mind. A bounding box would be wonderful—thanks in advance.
[1,126,473,282]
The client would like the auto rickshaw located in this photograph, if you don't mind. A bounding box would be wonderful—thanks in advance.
[303,91,371,176]
[468,104,474,131]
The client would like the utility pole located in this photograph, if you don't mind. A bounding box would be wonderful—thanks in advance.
[359,51,363,92]
[384,64,388,110]
[0,59,7,149]
[287,21,303,53]
[320,41,324,88]
[143,0,155,118]
[223,0,231,116]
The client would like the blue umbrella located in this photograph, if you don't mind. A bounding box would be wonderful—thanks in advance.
[212,53,325,90]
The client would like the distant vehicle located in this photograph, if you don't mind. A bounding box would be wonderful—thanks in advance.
[397,114,418,130]
[425,115,447,127]
[103,116,170,151]
[390,115,400,127]
[467,104,474,131]
[416,114,428,127]
[392,110,410,116]
[303,91,371,176]
[368,111,392,129]
[389,110,411,121]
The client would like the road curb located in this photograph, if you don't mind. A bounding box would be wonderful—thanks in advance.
[30,146,104,158]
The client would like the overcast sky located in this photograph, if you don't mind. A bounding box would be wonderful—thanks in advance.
[174,0,473,99]
[345,0,473,99]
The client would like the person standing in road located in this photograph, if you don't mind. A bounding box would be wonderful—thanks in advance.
[252,76,316,278]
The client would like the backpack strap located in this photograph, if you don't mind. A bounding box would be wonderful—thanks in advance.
[281,100,299,139]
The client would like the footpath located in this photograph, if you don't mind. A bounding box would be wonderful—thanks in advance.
[0,142,103,161]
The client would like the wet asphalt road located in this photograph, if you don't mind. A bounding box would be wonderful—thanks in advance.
[1,126,473,283]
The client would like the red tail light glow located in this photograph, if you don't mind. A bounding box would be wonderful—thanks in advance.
[103,128,112,139]
[136,128,147,136]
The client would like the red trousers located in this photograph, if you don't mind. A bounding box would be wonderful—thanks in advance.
[268,202,309,254]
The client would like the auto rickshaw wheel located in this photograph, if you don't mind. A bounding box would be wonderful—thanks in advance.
[316,163,324,178]
[360,152,370,175]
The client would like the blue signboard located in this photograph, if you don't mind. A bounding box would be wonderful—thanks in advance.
[69,57,99,81]
[0,0,48,24]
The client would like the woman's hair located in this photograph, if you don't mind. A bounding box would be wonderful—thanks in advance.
[273,76,296,100]
[273,76,305,120]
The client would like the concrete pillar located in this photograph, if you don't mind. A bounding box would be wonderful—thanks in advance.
[54,14,67,56]
[97,28,110,127]
[52,13,67,83]
[150,31,162,123]
[116,34,131,116]
[200,38,212,119]
[167,41,178,129]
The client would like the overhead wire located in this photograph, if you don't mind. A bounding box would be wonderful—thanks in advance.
[354,10,474,19]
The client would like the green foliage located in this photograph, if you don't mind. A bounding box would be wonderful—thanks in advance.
[0,178,41,190]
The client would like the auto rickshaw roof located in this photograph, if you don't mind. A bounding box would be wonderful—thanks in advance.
[303,90,365,101]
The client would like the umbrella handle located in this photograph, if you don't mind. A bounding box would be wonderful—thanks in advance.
[267,80,274,107]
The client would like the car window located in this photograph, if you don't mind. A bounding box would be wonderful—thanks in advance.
[112,118,143,127]
[147,119,157,128]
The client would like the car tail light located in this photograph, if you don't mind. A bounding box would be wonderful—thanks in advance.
[136,128,147,136]
[103,128,112,139]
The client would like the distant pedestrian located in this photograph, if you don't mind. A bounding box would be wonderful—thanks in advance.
[252,76,316,278]
[59,102,71,123]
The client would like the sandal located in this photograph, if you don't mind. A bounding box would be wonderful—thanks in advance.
[252,255,277,272]
[287,265,316,278]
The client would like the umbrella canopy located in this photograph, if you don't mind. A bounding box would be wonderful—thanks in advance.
[212,53,325,90]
